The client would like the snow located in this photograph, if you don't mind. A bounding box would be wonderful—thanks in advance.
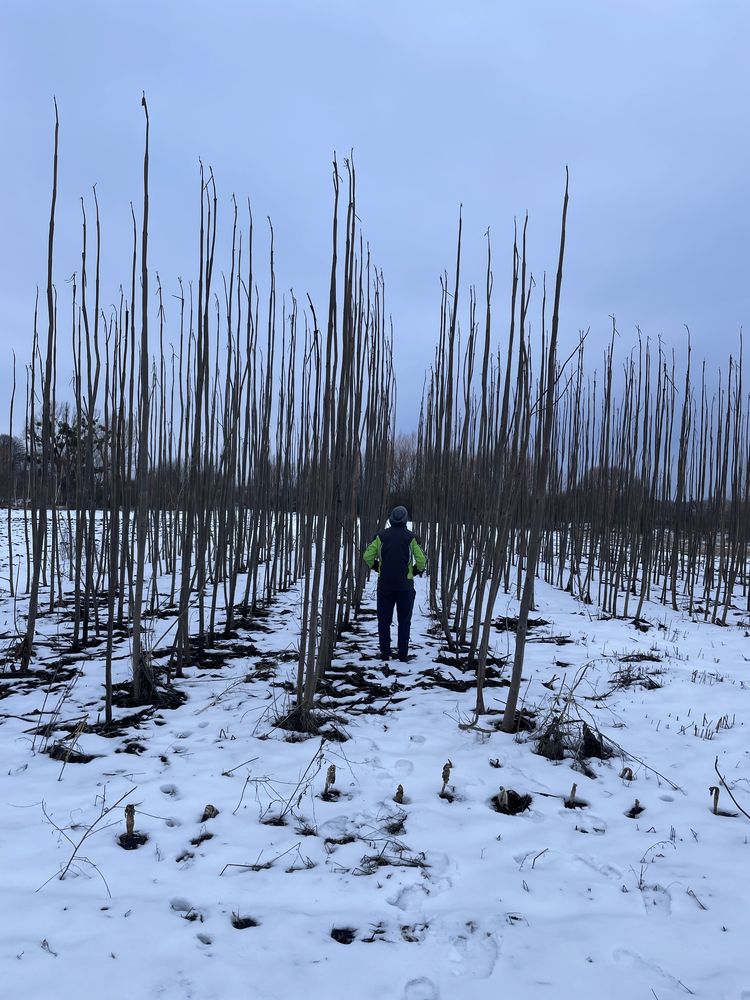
[1,542,749,998]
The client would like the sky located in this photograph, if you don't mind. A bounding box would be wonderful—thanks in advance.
[1,0,749,429]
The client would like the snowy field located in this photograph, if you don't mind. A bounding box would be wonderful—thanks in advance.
[1,541,749,999]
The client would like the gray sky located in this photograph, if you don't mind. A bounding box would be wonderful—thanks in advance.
[1,0,749,428]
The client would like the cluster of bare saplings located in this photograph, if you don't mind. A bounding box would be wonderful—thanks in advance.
[415,195,750,729]
[3,106,750,737]
[4,103,393,732]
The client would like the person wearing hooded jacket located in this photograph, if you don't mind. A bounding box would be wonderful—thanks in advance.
[362,506,427,661]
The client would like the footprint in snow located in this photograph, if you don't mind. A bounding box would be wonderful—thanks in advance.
[394,759,414,776]
[424,851,451,878]
[613,947,691,993]
[447,923,499,980]
[160,784,180,798]
[642,883,672,915]
[151,977,195,999]
[387,882,429,911]
[403,977,439,1000]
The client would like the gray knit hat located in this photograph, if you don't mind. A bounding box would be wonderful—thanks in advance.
[389,505,408,525]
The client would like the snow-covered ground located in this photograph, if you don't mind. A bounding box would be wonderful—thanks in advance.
[1,553,749,999]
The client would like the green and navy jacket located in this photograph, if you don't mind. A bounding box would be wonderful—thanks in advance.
[363,523,427,590]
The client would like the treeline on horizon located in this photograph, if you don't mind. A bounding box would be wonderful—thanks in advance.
[4,101,750,735]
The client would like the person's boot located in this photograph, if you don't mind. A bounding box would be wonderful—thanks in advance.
[380,648,391,661]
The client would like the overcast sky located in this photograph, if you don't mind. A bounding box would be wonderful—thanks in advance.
[1,0,749,428]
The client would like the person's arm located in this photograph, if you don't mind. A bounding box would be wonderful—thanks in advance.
[410,537,427,575]
[363,534,382,572]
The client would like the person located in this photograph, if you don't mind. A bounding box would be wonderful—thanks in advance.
[362,506,427,661]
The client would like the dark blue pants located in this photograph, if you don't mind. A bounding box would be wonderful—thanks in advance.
[377,586,415,658]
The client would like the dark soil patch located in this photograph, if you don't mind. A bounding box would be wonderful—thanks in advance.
[261,814,287,827]
[92,708,153,737]
[531,634,574,646]
[626,801,645,819]
[253,657,278,671]
[318,724,348,743]
[273,680,296,694]
[433,652,507,670]
[189,648,232,671]
[318,667,394,704]
[190,832,214,846]
[564,798,588,809]
[401,923,428,943]
[47,743,97,764]
[118,832,148,850]
[231,914,259,929]
[324,835,356,848]
[158,636,264,673]
[115,741,147,755]
[619,651,662,663]
[632,618,653,633]
[494,616,550,633]
[331,927,357,944]
[270,648,299,663]
[580,722,613,760]
[111,682,187,711]
[0,663,79,698]
[417,666,509,693]
[319,788,343,802]
[176,850,195,863]
[275,706,349,742]
[383,816,406,836]
[491,789,532,815]
[493,708,536,734]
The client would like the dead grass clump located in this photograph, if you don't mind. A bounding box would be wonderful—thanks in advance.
[580,722,613,760]
[536,715,613,768]
[383,814,406,836]
[295,821,317,836]
[536,718,565,761]
[611,665,662,690]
